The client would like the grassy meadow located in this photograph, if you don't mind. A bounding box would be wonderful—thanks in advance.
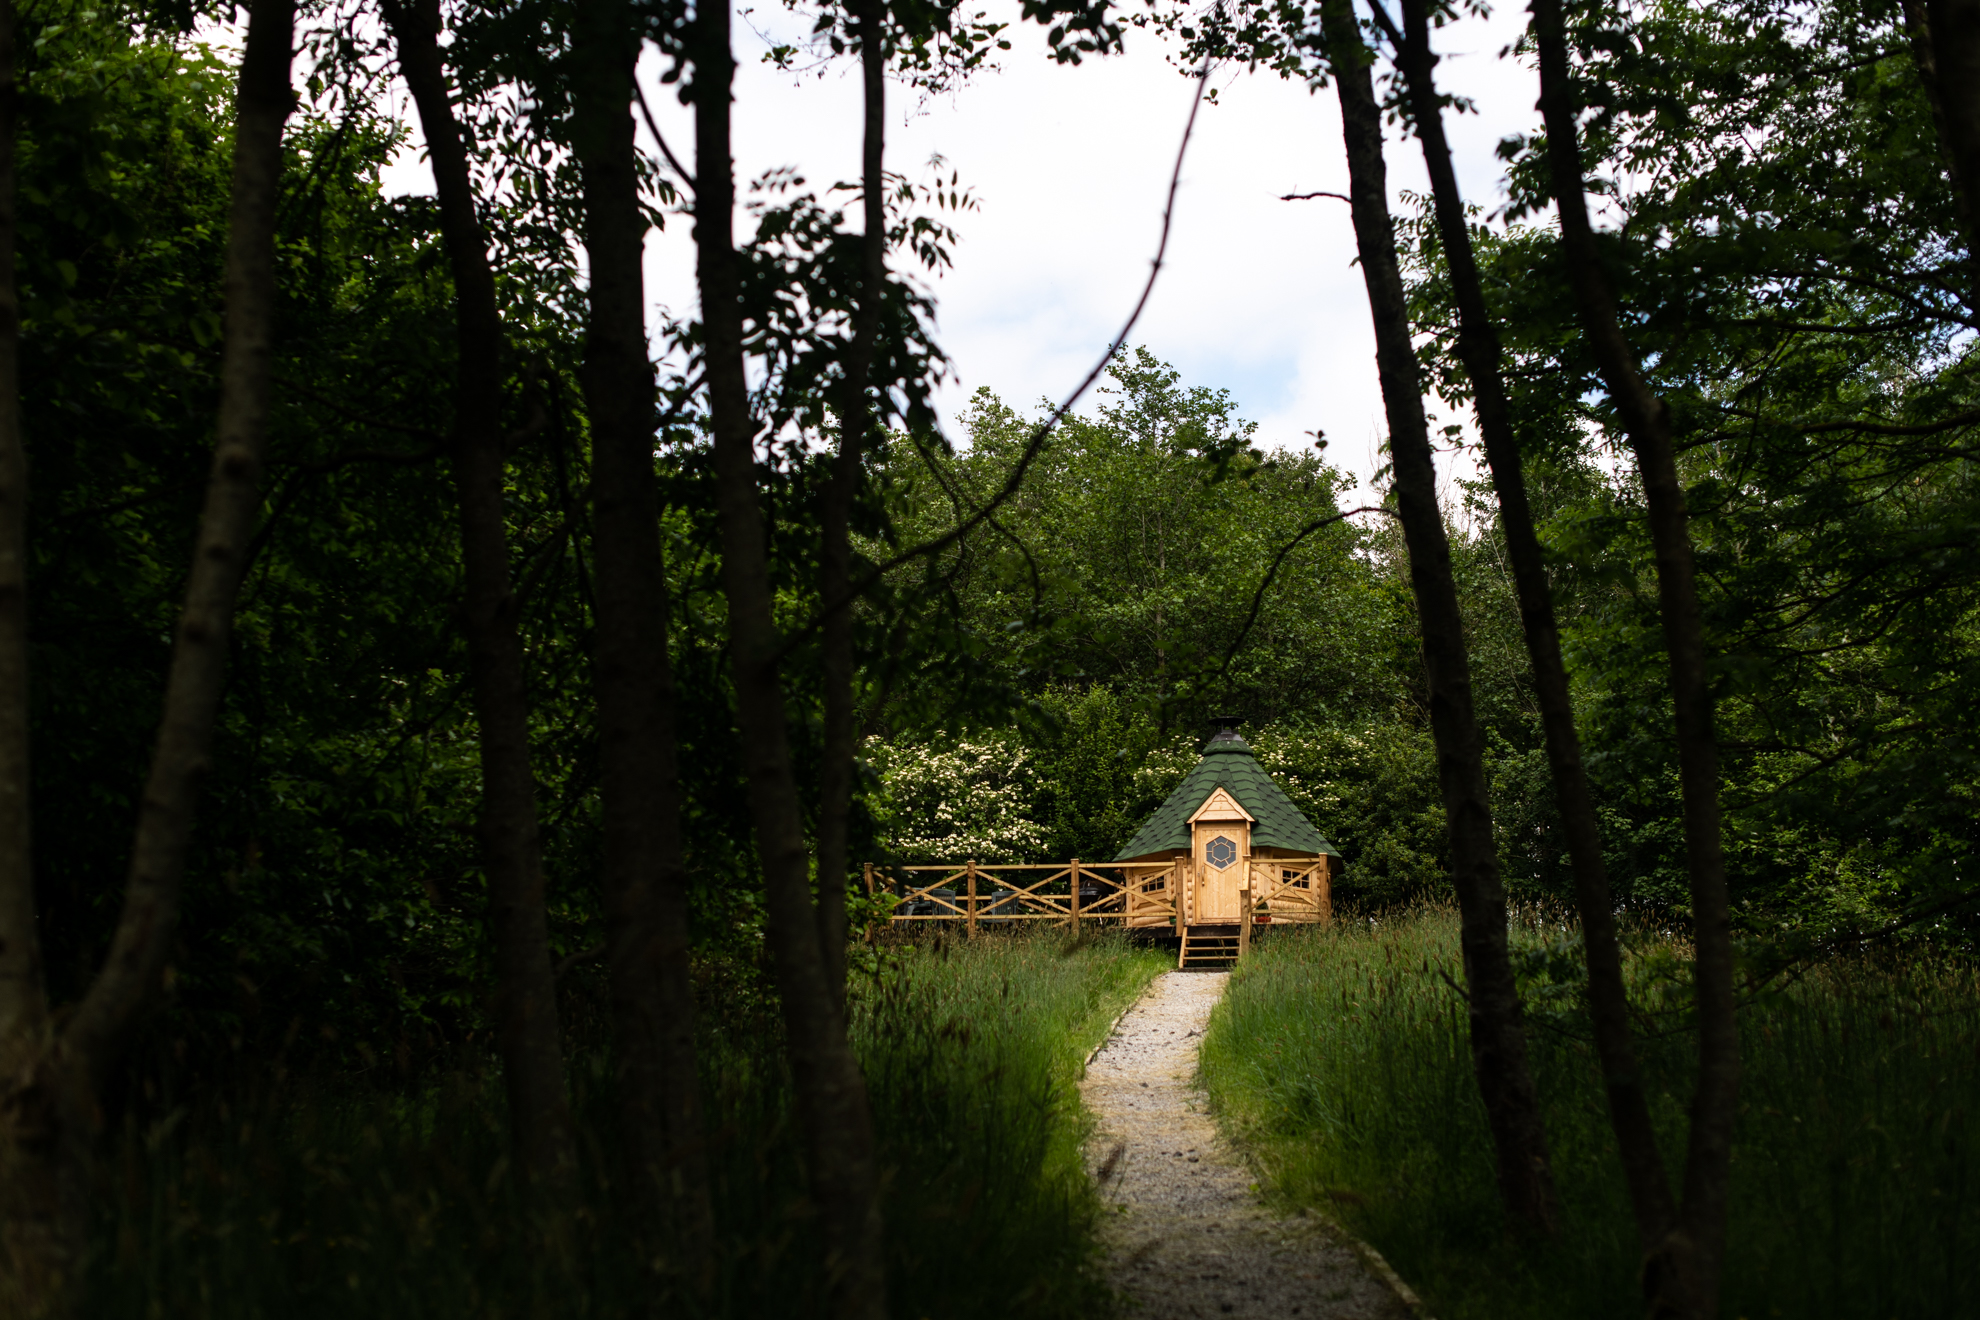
[1200,908,1980,1319]
[85,929,1168,1320]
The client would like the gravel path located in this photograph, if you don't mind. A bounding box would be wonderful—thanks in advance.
[1082,970,1415,1320]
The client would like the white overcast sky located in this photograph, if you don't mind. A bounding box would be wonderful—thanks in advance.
[374,1,1544,501]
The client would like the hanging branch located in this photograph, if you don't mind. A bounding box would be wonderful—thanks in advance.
[1202,504,1389,695]
[784,54,1219,652]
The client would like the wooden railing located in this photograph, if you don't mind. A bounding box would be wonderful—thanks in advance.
[1244,857,1333,926]
[866,860,1181,934]
[869,855,1334,933]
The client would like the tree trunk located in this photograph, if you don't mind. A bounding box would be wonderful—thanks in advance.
[0,0,36,1065]
[1387,0,1676,1264]
[1531,0,1739,1312]
[0,0,60,1309]
[1901,0,1980,303]
[382,0,577,1209]
[1318,0,1557,1238]
[66,0,295,1104]
[814,0,887,1010]
[568,0,714,1278]
[690,5,889,1315]
[0,1,297,1310]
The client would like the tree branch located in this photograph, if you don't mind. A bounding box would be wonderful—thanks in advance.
[789,54,1218,648]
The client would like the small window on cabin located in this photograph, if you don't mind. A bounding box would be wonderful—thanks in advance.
[1205,835,1238,869]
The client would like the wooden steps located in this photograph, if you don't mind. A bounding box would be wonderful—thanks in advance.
[1178,924,1242,969]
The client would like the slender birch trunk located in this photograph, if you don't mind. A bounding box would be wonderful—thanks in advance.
[0,2,296,1310]
[1531,0,1738,1310]
[690,3,888,1313]
[1318,0,1558,1237]
[814,0,886,1009]
[382,0,576,1208]
[568,0,714,1275]
[65,0,295,1107]
[1386,0,1677,1268]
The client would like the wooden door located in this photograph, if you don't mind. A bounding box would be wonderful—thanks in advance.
[1192,822,1248,920]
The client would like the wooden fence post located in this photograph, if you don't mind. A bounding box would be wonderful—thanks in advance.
[966,858,978,939]
[1239,885,1253,959]
[860,862,876,945]
[1318,855,1333,927]
[1069,858,1081,933]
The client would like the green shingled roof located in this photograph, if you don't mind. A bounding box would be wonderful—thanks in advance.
[1114,732,1340,861]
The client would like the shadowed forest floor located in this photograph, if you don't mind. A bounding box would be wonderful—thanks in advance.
[87,932,1171,1320]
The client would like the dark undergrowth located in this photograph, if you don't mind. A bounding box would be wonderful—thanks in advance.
[84,929,1168,1319]
[1200,907,1980,1320]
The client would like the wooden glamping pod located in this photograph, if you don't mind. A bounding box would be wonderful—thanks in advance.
[876,725,1339,966]
[1114,726,1340,967]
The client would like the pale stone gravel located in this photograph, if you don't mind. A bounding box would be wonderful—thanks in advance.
[1081,970,1412,1320]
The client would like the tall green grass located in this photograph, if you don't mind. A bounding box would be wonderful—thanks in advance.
[85,929,1167,1319]
[1201,908,1980,1319]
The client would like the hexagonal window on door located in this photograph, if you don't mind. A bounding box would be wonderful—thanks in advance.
[1204,835,1238,869]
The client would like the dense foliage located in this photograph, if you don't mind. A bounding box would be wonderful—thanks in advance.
[1405,0,1980,926]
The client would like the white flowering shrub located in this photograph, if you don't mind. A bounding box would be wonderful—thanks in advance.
[867,736,1052,864]
[1249,731,1352,823]
[1130,738,1198,807]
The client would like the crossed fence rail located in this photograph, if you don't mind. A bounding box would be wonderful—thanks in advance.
[863,860,1181,936]
[865,856,1331,935]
